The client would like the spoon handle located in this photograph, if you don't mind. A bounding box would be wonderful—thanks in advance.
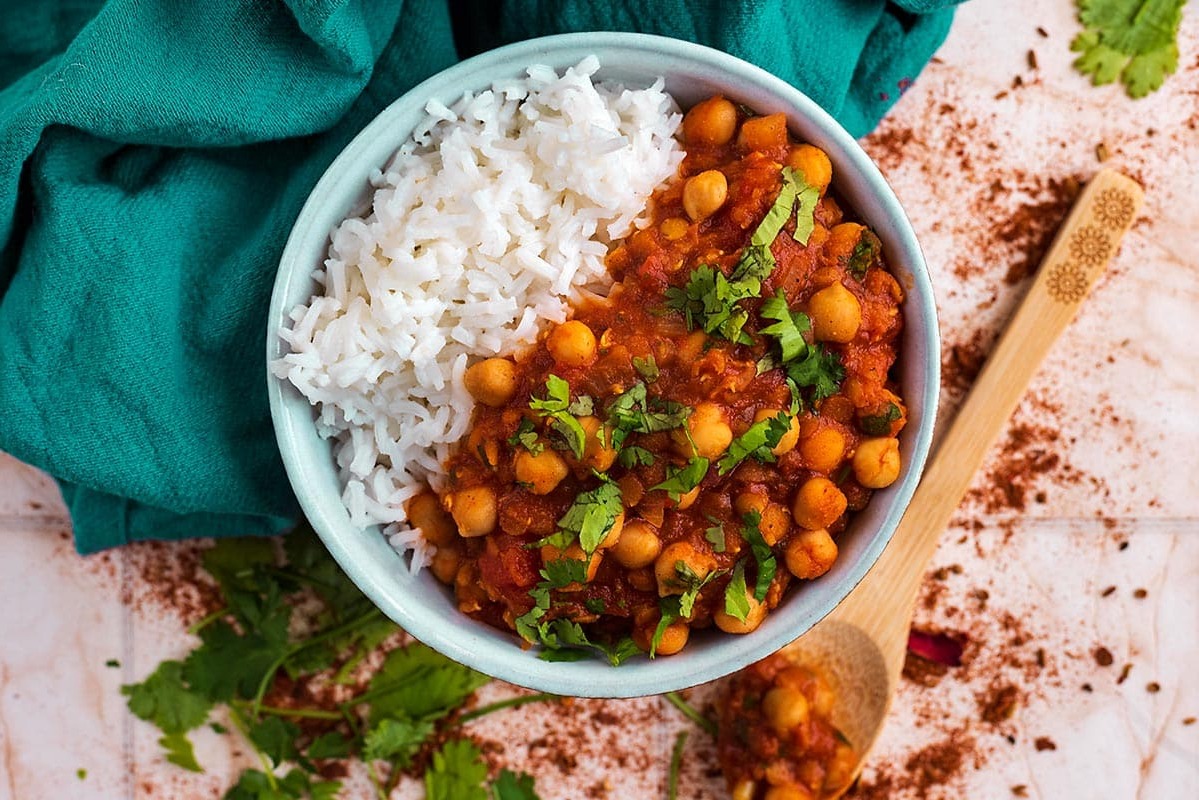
[835,168,1144,674]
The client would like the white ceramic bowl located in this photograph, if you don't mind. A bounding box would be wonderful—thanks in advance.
[267,32,939,698]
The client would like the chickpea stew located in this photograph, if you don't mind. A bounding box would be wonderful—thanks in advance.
[410,96,908,663]
[718,653,856,800]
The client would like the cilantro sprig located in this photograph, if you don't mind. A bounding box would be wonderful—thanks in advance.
[741,511,778,602]
[716,412,792,475]
[1071,0,1186,98]
[758,291,845,404]
[529,375,592,459]
[121,528,548,800]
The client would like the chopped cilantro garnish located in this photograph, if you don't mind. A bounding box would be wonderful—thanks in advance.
[632,354,660,382]
[752,167,804,249]
[584,597,607,614]
[664,264,756,345]
[860,402,902,436]
[651,456,710,501]
[741,511,777,602]
[1071,0,1186,98]
[650,597,682,657]
[785,345,845,401]
[555,477,624,555]
[617,445,655,468]
[506,418,543,455]
[76,768,87,781]
[105,658,120,668]
[846,229,881,279]
[541,557,590,589]
[605,382,690,450]
[793,183,820,245]
[667,561,725,618]
[492,769,544,800]
[703,516,726,553]
[759,292,813,363]
[716,412,792,475]
[723,560,752,624]
[425,739,489,800]
[529,375,588,459]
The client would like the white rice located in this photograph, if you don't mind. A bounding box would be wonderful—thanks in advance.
[272,58,684,571]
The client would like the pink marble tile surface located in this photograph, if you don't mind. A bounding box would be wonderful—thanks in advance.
[2,2,1197,798]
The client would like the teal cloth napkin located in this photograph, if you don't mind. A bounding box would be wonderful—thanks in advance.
[0,0,959,553]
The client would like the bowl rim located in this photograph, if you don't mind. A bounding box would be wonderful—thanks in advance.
[267,31,940,697]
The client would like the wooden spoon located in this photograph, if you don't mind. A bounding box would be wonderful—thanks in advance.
[782,168,1144,795]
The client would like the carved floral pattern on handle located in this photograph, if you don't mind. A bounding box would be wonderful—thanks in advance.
[1045,187,1137,304]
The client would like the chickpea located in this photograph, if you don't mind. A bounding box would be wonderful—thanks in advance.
[808,282,861,343]
[683,96,738,146]
[660,217,690,240]
[655,620,690,656]
[578,415,617,472]
[654,541,718,598]
[826,221,865,259]
[853,437,902,488]
[713,584,766,634]
[755,408,800,455]
[683,170,729,222]
[449,486,497,537]
[825,743,857,792]
[737,113,788,151]
[686,401,733,459]
[732,779,757,800]
[612,519,662,568]
[762,685,810,733]
[799,427,847,473]
[792,477,847,530]
[514,448,569,495]
[734,490,767,518]
[430,544,460,584]
[546,320,597,366]
[785,529,838,579]
[764,786,812,800]
[786,144,833,193]
[463,357,518,407]
[406,492,456,546]
[758,502,792,546]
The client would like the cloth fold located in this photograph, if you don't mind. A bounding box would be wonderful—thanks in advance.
[0,0,959,553]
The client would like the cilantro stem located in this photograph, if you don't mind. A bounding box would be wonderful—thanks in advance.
[227,704,279,792]
[459,692,559,723]
[249,608,385,719]
[668,730,688,800]
[230,699,343,721]
[663,692,718,737]
[186,607,227,636]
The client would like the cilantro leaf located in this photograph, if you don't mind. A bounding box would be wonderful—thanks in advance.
[617,445,655,468]
[492,769,542,800]
[556,478,624,555]
[717,412,792,475]
[651,597,682,657]
[305,731,351,760]
[160,732,202,773]
[182,620,289,703]
[793,184,820,245]
[669,562,725,618]
[752,167,803,249]
[665,264,755,345]
[122,661,212,735]
[704,517,726,553]
[426,739,490,800]
[541,557,590,589]
[366,643,489,726]
[724,561,752,624]
[362,717,435,766]
[225,768,336,800]
[1071,0,1185,98]
[247,716,301,767]
[529,375,587,459]
[759,292,812,363]
[506,418,543,455]
[785,345,845,401]
[650,457,710,501]
[741,511,778,602]
[632,355,660,382]
[846,229,881,279]
[860,402,902,436]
